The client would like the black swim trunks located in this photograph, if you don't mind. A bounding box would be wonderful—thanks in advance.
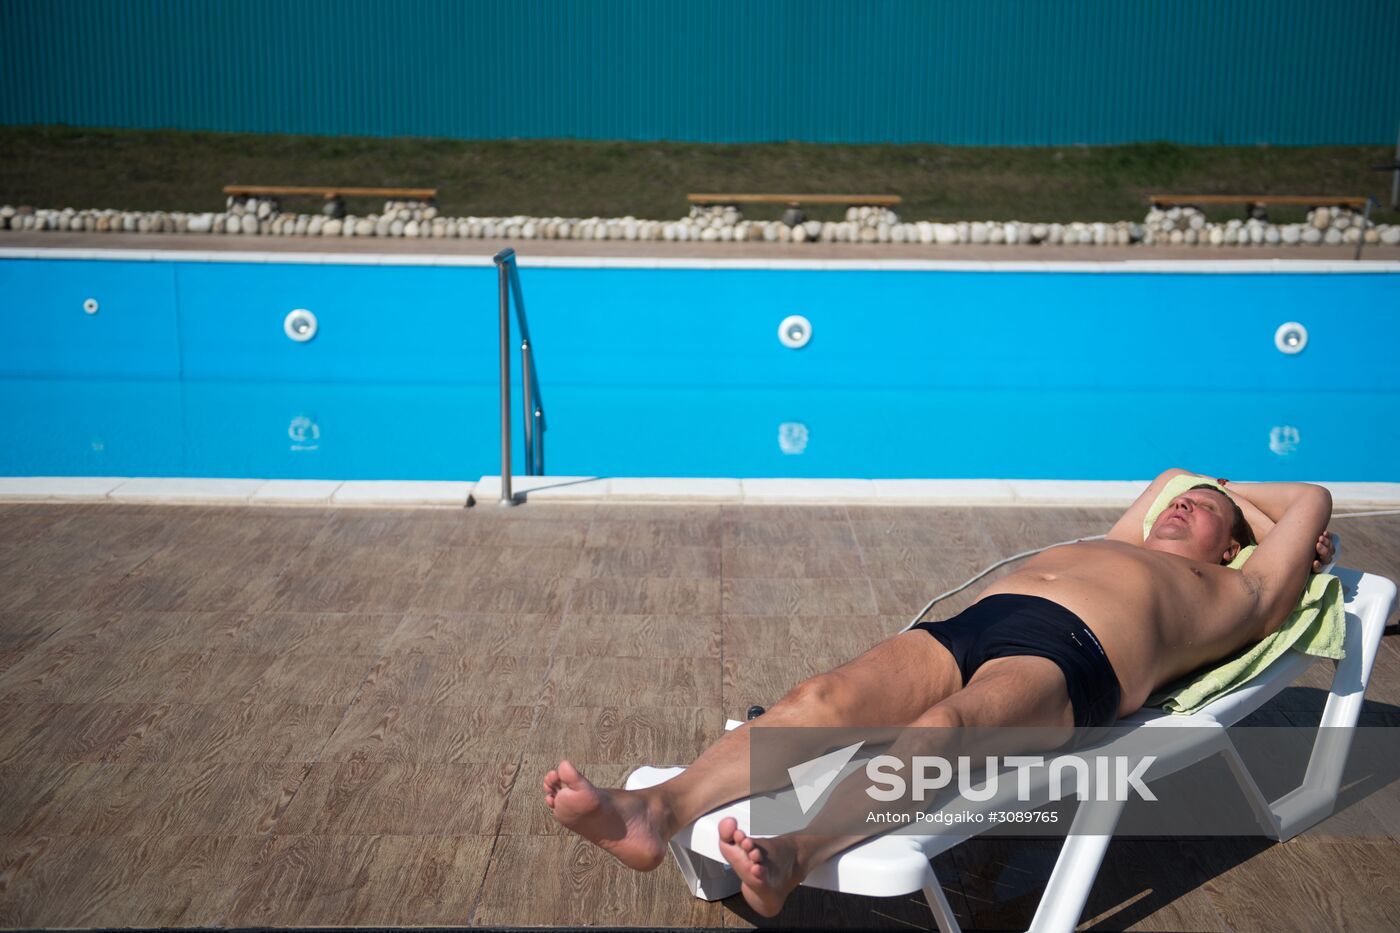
[911,594,1122,729]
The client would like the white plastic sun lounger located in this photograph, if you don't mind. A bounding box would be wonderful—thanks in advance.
[626,564,1395,933]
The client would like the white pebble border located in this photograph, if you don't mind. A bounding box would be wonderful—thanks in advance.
[1,475,1397,508]
[7,246,1400,276]
[2,199,1396,249]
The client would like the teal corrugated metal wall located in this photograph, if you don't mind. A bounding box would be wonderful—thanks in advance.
[2,0,1396,144]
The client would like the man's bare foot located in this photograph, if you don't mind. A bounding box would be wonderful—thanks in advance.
[717,816,802,917]
[543,760,667,871]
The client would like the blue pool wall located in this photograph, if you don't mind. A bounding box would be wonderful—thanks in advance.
[3,0,1399,146]
[4,254,1398,481]
[4,256,1398,392]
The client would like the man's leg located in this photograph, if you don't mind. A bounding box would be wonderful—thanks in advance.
[717,655,1076,916]
[544,628,964,870]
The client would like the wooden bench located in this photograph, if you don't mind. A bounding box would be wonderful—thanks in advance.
[1148,193,1369,218]
[689,193,901,208]
[223,184,437,203]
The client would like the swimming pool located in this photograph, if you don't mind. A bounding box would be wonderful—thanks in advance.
[3,250,1397,482]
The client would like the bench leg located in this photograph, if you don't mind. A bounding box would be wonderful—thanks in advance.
[668,841,741,901]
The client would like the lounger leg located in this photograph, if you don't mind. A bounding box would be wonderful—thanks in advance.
[1027,798,1124,933]
[668,841,741,901]
[920,863,963,933]
[1217,738,1285,839]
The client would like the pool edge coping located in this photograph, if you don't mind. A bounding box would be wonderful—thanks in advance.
[2,476,1397,509]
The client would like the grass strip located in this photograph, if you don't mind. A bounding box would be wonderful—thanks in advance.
[2,125,1395,225]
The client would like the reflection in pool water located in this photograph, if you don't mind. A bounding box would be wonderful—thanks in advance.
[2,378,1394,481]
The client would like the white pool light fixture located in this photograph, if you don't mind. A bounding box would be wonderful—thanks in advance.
[1274,321,1308,355]
[284,308,318,342]
[83,298,98,314]
[778,314,812,349]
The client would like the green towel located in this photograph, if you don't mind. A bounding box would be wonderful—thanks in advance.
[1140,475,1345,715]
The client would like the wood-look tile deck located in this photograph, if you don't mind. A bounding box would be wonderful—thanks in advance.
[1,501,1397,930]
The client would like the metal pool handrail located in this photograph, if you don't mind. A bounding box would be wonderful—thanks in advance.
[493,247,546,505]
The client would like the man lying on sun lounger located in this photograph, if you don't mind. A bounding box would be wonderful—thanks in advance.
[543,468,1333,916]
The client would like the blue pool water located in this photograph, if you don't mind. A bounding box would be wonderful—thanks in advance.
[3,254,1398,482]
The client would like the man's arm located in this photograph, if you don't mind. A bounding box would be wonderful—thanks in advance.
[1104,467,1193,543]
[1230,486,1334,571]
[1229,481,1333,637]
[1231,492,1274,542]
